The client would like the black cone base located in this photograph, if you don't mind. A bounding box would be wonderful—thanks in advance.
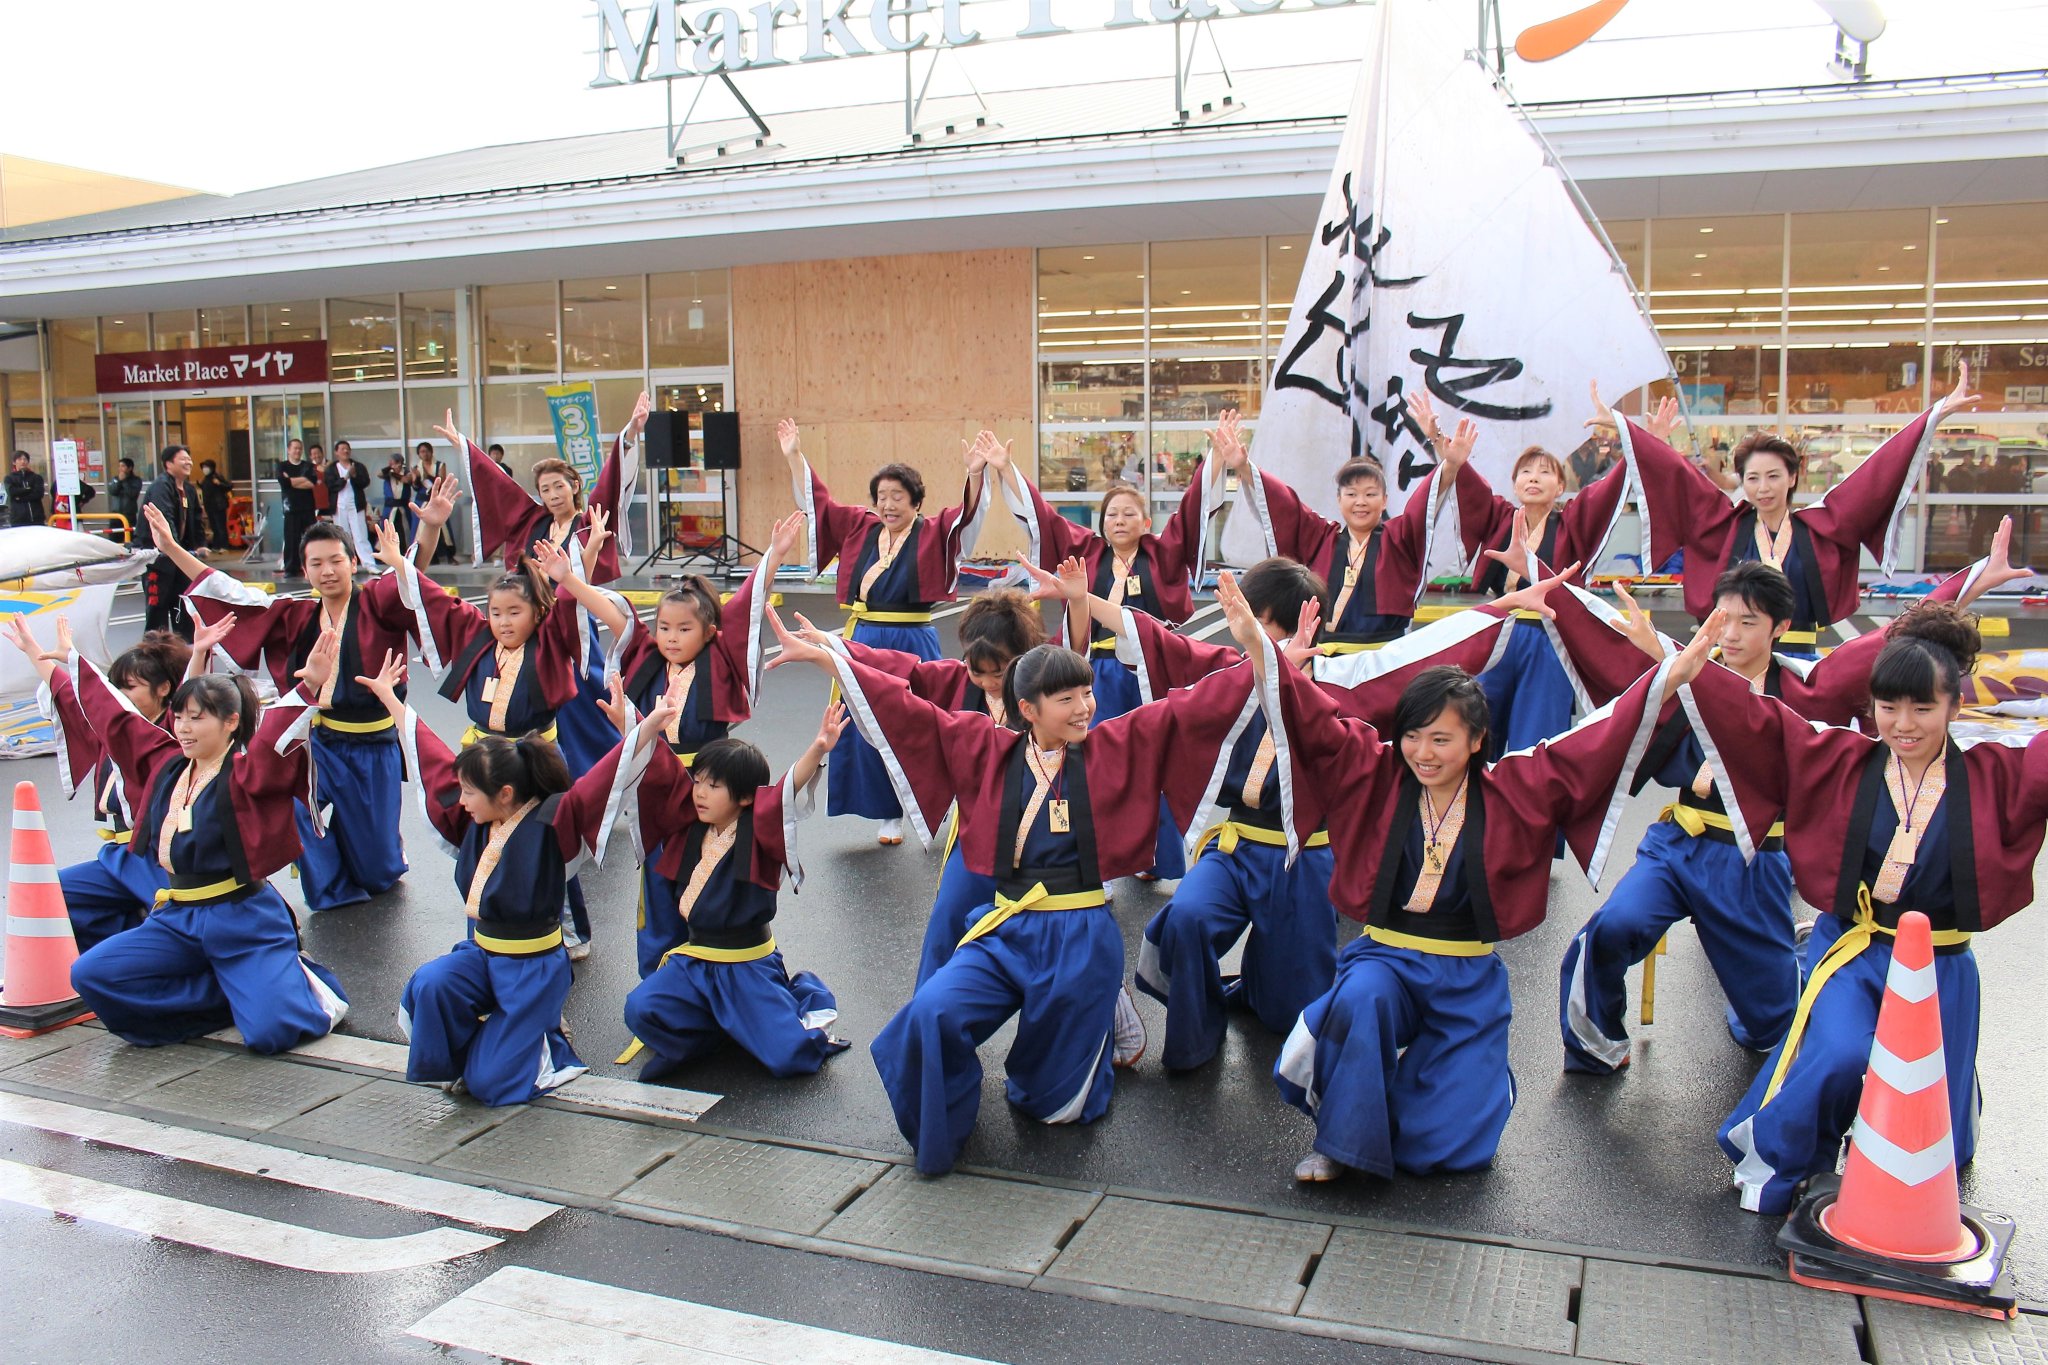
[1777,1175,2017,1319]
[0,994,94,1037]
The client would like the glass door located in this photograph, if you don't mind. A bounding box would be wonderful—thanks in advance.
[251,393,326,558]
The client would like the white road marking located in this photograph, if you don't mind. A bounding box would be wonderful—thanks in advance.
[205,1027,721,1121]
[0,1092,556,1231]
[0,1157,502,1273]
[409,1266,1003,1364]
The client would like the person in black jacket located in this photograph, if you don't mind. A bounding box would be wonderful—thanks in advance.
[277,437,316,575]
[7,451,47,527]
[143,445,206,637]
[199,459,233,552]
[107,458,145,541]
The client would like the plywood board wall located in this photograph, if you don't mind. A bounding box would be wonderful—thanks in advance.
[732,249,1035,566]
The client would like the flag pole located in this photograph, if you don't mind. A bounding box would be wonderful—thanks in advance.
[1475,57,1696,456]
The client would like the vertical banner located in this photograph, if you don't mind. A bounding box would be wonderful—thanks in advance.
[1227,0,1669,563]
[51,441,80,498]
[545,382,603,489]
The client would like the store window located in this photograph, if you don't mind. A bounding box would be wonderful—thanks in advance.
[50,319,95,398]
[1038,244,1145,357]
[483,283,558,376]
[481,381,557,439]
[402,291,458,380]
[405,385,464,444]
[562,276,645,373]
[1149,238,1261,421]
[151,311,198,351]
[331,386,401,442]
[1789,208,1929,336]
[1784,341,1925,417]
[649,270,731,369]
[328,296,399,383]
[251,301,319,344]
[1648,214,1783,340]
[1667,344,1781,417]
[199,307,247,348]
[1934,203,2048,411]
[1265,234,1308,358]
[99,315,146,355]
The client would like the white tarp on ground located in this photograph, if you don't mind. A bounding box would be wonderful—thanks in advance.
[1227,0,1668,563]
[0,527,154,755]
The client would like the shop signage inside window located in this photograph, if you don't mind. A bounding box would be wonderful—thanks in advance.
[93,341,330,396]
[591,0,1359,84]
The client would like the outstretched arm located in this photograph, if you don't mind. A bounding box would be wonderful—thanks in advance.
[787,700,845,794]
[143,502,209,583]
[532,536,630,639]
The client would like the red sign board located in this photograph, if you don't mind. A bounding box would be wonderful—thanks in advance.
[94,340,330,395]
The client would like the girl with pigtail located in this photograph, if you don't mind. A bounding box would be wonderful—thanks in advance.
[357,649,677,1105]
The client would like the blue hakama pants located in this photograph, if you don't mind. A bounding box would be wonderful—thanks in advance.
[70,888,348,1054]
[1275,937,1514,1178]
[294,732,408,913]
[829,622,941,820]
[59,842,164,951]
[400,939,584,1107]
[1558,823,1797,1073]
[872,905,1121,1176]
[916,825,996,988]
[1477,619,1578,760]
[623,951,842,1081]
[1088,656,1184,879]
[1136,839,1337,1071]
[1717,913,1980,1214]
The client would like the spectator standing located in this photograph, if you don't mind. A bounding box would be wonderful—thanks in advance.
[7,451,47,527]
[142,445,206,637]
[199,459,233,552]
[278,437,317,575]
[487,442,513,478]
[381,452,412,543]
[413,440,459,564]
[108,458,145,542]
[308,444,333,520]
[324,439,374,562]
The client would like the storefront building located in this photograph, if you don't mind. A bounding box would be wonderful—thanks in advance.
[1,62,2043,573]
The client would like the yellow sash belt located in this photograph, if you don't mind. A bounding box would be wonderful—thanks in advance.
[1363,925,1494,956]
[1192,821,1330,861]
[153,876,246,906]
[472,925,564,956]
[313,713,397,734]
[1760,886,1971,1106]
[957,883,1106,948]
[841,602,934,635]
[1319,640,1387,656]
[460,722,559,749]
[1777,629,1819,646]
[1660,804,1786,840]
[616,936,779,1063]
[99,828,131,844]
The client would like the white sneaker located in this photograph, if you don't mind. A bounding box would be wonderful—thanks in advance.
[1112,985,1146,1068]
[878,818,904,846]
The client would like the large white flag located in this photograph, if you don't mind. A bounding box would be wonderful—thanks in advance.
[1230,0,1668,560]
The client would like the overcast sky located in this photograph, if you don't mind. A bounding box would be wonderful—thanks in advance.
[5,0,2044,195]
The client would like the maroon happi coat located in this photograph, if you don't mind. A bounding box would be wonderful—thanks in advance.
[43,663,173,830]
[463,431,635,584]
[73,658,317,882]
[394,558,586,715]
[1466,459,1632,596]
[1619,404,1941,626]
[1264,643,1680,933]
[796,461,982,607]
[614,555,770,729]
[1682,662,2048,933]
[628,741,801,890]
[823,652,1258,879]
[185,568,416,701]
[1009,466,1214,627]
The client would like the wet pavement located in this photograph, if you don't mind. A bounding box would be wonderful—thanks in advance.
[5,577,2046,1362]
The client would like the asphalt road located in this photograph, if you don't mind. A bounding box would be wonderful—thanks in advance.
[12,577,2048,1338]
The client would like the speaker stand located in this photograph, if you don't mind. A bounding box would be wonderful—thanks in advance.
[636,470,759,581]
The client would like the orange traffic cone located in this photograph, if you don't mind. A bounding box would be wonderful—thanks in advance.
[0,780,93,1037]
[1776,911,2017,1319]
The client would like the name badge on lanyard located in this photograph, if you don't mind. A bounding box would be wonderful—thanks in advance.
[1048,799,1071,834]
[1125,575,1142,598]
[178,807,195,833]
[1344,565,1359,587]
[480,678,498,704]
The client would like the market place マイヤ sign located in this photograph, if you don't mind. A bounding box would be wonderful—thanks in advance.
[591,0,1359,84]
[94,341,330,396]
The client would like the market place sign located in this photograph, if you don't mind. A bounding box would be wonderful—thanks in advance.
[94,341,330,396]
[591,0,1360,83]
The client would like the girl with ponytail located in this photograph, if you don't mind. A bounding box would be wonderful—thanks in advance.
[63,629,349,1053]
[769,614,1260,1177]
[361,650,679,1106]
[8,621,192,947]
[1682,558,2048,1216]
[612,511,803,978]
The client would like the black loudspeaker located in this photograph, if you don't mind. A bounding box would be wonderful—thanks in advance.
[643,410,690,469]
[702,411,741,470]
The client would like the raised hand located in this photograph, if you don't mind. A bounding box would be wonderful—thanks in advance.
[1279,595,1322,668]
[531,537,573,584]
[143,502,176,552]
[1583,380,1618,432]
[1210,408,1249,472]
[585,504,611,552]
[1215,572,1266,661]
[191,613,234,659]
[430,408,461,448]
[1409,389,1447,448]
[815,699,848,752]
[769,508,806,562]
[1646,395,1682,445]
[371,514,406,572]
[1936,360,1983,419]
[1482,508,1535,584]
[987,435,1013,472]
[417,473,459,528]
[2,615,37,659]
[352,649,407,718]
[1438,417,1479,472]
[296,625,341,697]
[776,418,803,466]
[1494,559,1580,622]
[596,675,634,737]
[1668,607,1728,690]
[1604,580,1665,660]
[53,614,74,658]
[767,607,831,670]
[628,390,652,442]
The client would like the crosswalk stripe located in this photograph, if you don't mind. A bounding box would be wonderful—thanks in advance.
[0,1091,556,1231]
[0,1157,502,1273]
[409,1266,1002,1364]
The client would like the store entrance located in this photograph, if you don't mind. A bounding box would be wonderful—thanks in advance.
[161,397,249,549]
